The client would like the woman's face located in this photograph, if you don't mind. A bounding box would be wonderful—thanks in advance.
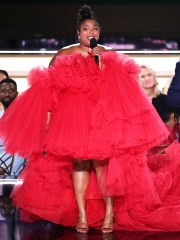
[78,19,100,47]
[139,67,157,90]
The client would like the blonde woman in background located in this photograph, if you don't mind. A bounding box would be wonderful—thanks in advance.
[138,64,177,144]
[138,64,160,101]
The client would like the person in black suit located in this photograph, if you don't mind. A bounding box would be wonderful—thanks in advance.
[166,62,180,107]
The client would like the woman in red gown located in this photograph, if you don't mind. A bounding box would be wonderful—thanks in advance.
[1,4,180,234]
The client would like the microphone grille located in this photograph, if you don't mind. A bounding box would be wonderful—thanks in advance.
[90,38,97,48]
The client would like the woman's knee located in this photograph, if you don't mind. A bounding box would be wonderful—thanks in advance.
[73,159,91,171]
[92,159,109,169]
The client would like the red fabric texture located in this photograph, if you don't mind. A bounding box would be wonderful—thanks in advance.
[0,52,168,158]
[1,51,180,231]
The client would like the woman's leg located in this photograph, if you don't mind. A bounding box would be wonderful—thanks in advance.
[73,159,91,234]
[102,197,114,234]
[93,160,114,234]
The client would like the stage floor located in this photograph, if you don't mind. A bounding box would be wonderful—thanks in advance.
[0,185,180,240]
[1,219,180,240]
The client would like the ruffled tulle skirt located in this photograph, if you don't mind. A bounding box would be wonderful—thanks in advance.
[11,146,180,231]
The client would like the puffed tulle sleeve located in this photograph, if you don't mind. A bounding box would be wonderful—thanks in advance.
[89,52,169,156]
[0,66,56,157]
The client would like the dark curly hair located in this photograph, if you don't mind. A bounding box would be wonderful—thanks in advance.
[76,5,100,31]
[0,78,17,90]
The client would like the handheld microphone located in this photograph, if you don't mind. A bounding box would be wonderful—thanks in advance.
[90,37,99,65]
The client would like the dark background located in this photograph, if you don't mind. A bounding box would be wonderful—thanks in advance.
[0,1,179,50]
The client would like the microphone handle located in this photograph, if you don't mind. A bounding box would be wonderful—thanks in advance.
[94,55,99,65]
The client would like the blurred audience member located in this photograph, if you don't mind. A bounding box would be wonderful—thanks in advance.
[166,61,180,107]
[0,70,10,110]
[138,64,177,148]
[0,78,26,179]
[0,78,18,117]
[149,94,177,155]
[138,64,160,101]
[139,65,179,199]
[0,70,9,81]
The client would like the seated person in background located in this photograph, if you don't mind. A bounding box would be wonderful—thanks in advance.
[166,61,180,107]
[0,70,9,81]
[0,78,26,178]
[148,94,177,155]
[139,65,179,199]
[138,64,160,101]
[0,70,10,111]
[0,78,18,117]
[138,65,177,151]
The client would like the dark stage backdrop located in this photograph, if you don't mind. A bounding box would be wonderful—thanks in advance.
[0,1,179,49]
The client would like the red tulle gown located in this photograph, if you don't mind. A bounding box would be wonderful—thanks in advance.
[147,124,177,200]
[0,51,180,231]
